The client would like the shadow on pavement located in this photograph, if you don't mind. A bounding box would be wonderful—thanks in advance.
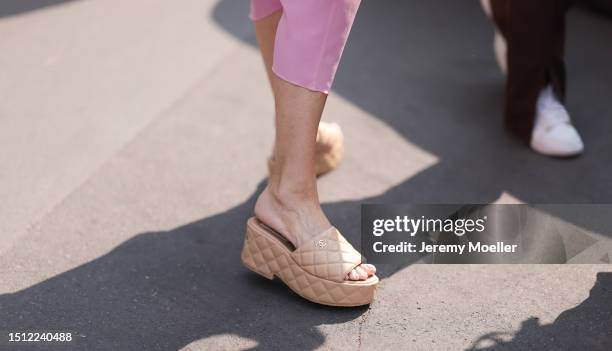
[0,182,368,351]
[0,0,79,18]
[0,175,453,350]
[466,272,612,351]
[0,180,609,350]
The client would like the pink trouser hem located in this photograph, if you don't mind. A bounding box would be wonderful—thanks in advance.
[272,67,330,94]
[250,0,360,94]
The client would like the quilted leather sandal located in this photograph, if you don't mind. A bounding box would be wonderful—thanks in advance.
[241,217,378,307]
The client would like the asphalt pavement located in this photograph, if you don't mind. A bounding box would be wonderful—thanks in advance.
[1,0,611,350]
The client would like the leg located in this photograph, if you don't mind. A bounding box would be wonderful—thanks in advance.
[252,6,281,92]
[480,0,507,73]
[250,1,374,281]
[488,0,583,156]
[255,10,345,177]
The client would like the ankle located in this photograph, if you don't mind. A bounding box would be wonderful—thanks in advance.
[255,185,329,247]
[268,180,318,208]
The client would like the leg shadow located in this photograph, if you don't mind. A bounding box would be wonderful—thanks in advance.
[0,181,366,351]
[466,272,611,351]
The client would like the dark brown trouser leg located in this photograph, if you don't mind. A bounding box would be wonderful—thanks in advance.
[490,0,572,143]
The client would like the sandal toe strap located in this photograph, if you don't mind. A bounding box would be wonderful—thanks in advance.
[290,227,362,283]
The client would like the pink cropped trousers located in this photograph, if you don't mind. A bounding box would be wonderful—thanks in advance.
[250,0,361,94]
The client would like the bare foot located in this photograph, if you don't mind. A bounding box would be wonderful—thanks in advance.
[254,186,375,281]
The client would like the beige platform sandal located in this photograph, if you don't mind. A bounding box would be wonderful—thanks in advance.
[241,217,378,307]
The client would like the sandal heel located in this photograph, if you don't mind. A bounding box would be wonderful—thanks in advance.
[241,226,275,280]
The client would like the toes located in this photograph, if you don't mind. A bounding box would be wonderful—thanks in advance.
[362,264,376,276]
[348,270,360,281]
[346,265,376,281]
[355,266,368,280]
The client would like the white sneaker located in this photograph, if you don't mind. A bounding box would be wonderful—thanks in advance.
[530,85,584,157]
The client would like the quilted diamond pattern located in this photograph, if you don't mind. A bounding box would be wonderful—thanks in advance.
[241,218,377,307]
[291,228,362,283]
